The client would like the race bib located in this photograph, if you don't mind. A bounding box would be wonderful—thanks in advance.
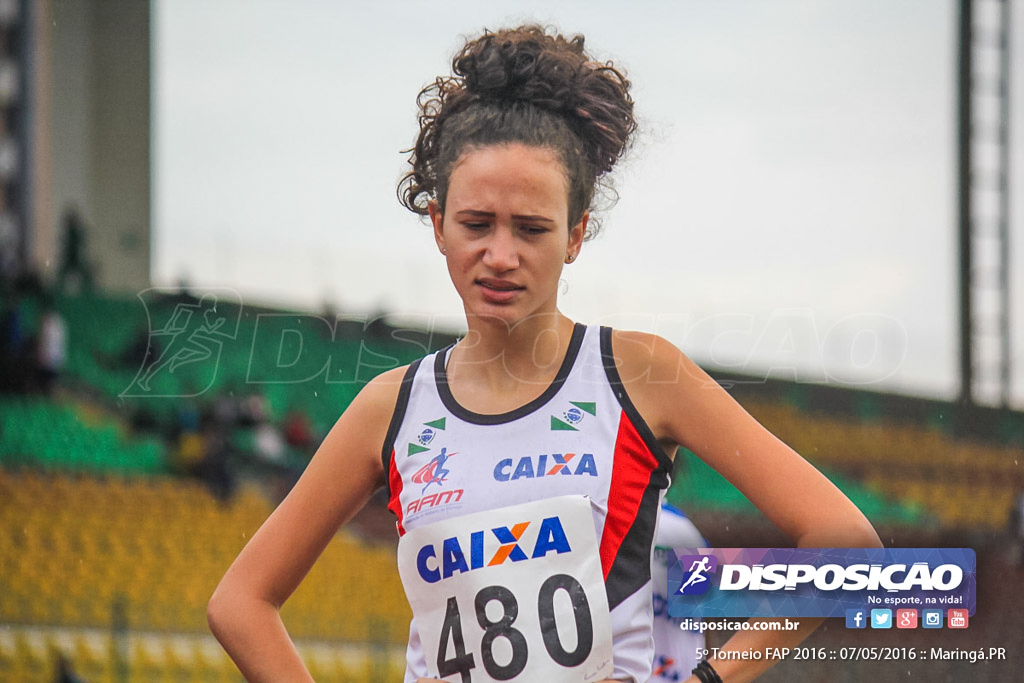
[397,495,614,682]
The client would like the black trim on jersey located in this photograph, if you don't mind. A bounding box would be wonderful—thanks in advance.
[434,322,587,425]
[599,326,674,471]
[605,468,669,610]
[380,358,423,493]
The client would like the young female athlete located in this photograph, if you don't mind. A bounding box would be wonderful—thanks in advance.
[208,25,882,683]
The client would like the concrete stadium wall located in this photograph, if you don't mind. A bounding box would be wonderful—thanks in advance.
[44,0,150,294]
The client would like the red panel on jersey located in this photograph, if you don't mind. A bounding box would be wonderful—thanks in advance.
[386,448,406,536]
[600,410,660,578]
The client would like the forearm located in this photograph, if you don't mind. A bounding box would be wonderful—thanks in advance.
[208,590,313,682]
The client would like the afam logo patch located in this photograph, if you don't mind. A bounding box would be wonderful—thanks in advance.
[411,447,457,493]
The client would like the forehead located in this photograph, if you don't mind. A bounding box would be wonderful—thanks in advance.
[447,144,569,215]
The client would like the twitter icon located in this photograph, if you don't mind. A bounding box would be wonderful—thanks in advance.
[870,609,892,629]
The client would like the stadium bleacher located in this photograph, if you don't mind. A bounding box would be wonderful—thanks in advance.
[0,397,165,474]
[0,468,409,682]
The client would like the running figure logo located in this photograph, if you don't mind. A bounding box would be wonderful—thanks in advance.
[411,448,458,493]
[676,554,717,596]
[122,289,240,397]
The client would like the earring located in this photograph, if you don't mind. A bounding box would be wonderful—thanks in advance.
[441,247,447,255]
[565,254,575,263]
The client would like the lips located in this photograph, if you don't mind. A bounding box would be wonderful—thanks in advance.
[476,278,524,303]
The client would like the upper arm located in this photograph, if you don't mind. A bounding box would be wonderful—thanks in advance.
[214,366,408,608]
[610,330,880,548]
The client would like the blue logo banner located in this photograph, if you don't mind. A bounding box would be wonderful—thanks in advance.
[667,548,976,619]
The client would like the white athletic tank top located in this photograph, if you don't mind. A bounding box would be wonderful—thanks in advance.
[382,324,673,682]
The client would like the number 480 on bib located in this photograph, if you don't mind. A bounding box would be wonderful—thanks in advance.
[436,574,595,682]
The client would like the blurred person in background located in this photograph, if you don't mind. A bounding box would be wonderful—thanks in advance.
[35,296,66,396]
[652,503,708,681]
[56,207,94,295]
[0,289,26,392]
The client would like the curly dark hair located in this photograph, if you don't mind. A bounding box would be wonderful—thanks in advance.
[397,25,637,239]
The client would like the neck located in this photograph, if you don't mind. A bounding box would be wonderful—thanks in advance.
[453,311,576,385]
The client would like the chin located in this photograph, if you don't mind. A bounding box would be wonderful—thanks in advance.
[465,302,562,331]
[464,305,522,328]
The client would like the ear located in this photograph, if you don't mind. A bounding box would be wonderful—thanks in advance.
[428,200,446,255]
[566,210,588,262]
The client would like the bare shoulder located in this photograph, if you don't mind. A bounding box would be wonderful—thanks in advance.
[348,364,412,418]
[326,364,412,462]
[607,329,699,383]
[607,328,716,398]
[605,329,714,451]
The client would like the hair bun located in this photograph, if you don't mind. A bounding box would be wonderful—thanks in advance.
[450,26,634,177]
[460,29,565,102]
[455,27,586,124]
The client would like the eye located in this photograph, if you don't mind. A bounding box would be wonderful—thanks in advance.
[520,224,549,235]
[462,221,489,231]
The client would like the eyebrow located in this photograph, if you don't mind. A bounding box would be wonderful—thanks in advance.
[454,210,556,223]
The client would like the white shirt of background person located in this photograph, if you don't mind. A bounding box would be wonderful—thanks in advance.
[652,503,707,682]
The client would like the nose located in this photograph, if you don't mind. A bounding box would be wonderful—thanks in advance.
[482,226,519,271]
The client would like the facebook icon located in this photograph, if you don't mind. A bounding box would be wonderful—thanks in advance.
[845,609,866,629]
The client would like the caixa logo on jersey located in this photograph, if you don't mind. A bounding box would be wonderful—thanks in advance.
[416,515,571,584]
[493,453,598,481]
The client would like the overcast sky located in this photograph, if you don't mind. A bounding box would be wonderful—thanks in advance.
[152,0,1024,407]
